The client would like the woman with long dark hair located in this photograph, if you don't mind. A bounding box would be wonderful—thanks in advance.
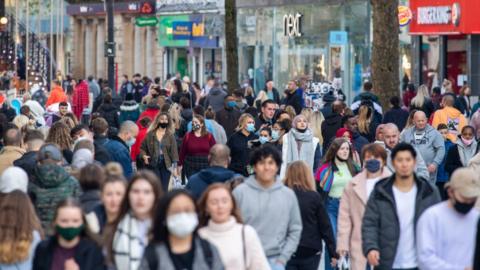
[108,171,163,270]
[179,114,216,180]
[139,189,224,270]
[139,112,179,191]
[315,138,359,270]
[0,190,43,269]
[198,183,269,270]
[33,198,104,270]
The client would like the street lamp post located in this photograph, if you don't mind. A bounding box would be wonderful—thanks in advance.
[106,0,115,93]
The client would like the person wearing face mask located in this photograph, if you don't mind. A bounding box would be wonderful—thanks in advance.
[103,120,139,179]
[280,115,322,179]
[445,126,479,176]
[336,144,391,270]
[33,198,105,270]
[86,175,127,235]
[216,95,242,138]
[227,113,259,176]
[400,111,445,184]
[416,167,480,270]
[250,127,273,150]
[108,171,163,270]
[198,183,270,270]
[179,114,216,181]
[139,189,225,270]
[316,138,360,270]
[139,113,178,191]
[362,143,440,270]
[271,119,291,152]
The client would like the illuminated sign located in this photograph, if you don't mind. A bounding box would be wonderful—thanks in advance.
[417,3,461,26]
[283,13,302,38]
[398,5,412,27]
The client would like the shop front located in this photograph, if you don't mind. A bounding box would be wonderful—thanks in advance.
[156,0,225,86]
[409,0,480,94]
[236,0,371,102]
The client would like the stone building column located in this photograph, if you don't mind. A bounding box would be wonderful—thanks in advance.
[84,20,95,79]
[145,26,154,78]
[96,20,106,79]
[133,24,143,75]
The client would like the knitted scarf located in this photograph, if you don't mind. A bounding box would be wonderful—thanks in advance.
[286,128,315,170]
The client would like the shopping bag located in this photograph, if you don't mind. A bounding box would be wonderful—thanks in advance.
[168,175,184,191]
[337,255,350,270]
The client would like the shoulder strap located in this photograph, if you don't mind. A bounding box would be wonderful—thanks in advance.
[144,244,158,270]
[200,238,213,268]
[242,225,247,267]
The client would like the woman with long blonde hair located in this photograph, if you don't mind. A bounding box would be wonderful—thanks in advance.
[309,110,324,145]
[227,113,258,176]
[0,190,43,269]
[357,105,378,142]
[410,84,434,118]
[284,161,337,269]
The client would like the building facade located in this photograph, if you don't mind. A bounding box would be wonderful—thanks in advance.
[408,0,480,95]
[235,0,372,102]
[67,1,162,81]
[156,0,225,86]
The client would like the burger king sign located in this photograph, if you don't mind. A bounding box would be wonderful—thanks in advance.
[398,6,413,27]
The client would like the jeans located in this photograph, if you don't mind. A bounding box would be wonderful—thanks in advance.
[156,157,171,191]
[325,197,340,270]
[286,254,321,270]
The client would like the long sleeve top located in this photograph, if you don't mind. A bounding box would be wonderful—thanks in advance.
[72,81,90,119]
[179,132,216,166]
[199,217,270,270]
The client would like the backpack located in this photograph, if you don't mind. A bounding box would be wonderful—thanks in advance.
[144,238,213,270]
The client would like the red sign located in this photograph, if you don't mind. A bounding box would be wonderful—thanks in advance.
[409,0,480,35]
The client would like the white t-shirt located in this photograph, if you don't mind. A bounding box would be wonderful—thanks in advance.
[392,184,418,269]
[366,177,381,198]
[416,201,479,270]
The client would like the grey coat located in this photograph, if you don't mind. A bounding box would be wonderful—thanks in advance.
[361,174,441,270]
[138,237,224,270]
[400,125,445,183]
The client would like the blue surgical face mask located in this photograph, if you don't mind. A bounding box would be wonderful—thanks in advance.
[227,101,237,108]
[246,123,255,133]
[259,136,269,144]
[126,138,136,147]
[271,130,280,140]
[365,159,381,173]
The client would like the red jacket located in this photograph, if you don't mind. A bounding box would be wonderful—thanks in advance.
[131,126,148,161]
[72,81,89,119]
[136,108,160,127]
[403,90,416,108]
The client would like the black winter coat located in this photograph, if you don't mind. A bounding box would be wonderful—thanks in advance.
[97,103,120,128]
[361,174,441,270]
[382,107,409,131]
[216,108,241,138]
[33,237,105,270]
[321,113,343,150]
[292,188,336,258]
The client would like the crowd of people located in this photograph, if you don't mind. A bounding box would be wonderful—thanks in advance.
[0,73,480,270]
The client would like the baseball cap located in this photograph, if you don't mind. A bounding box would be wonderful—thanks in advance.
[37,143,64,163]
[0,167,28,193]
[446,168,480,198]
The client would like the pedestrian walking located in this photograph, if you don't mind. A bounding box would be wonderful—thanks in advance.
[109,171,163,270]
[362,143,440,270]
[336,144,391,270]
[139,189,225,270]
[435,124,454,200]
[445,125,478,175]
[32,198,105,270]
[410,84,435,119]
[284,161,337,270]
[432,95,467,142]
[227,113,258,176]
[416,167,480,270]
[198,183,270,270]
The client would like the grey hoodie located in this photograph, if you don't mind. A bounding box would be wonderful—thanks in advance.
[204,87,227,112]
[400,124,445,182]
[233,176,302,263]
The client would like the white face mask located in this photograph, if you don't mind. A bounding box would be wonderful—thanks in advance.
[167,212,198,238]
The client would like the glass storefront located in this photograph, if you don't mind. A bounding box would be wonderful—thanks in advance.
[237,0,371,101]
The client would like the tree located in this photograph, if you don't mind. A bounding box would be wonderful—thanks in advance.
[371,0,399,108]
[224,0,238,93]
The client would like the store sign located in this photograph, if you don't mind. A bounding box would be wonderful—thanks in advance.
[283,13,302,38]
[136,17,158,27]
[172,22,193,40]
[329,31,348,45]
[417,3,460,26]
[67,1,156,16]
[156,0,221,13]
[398,5,412,27]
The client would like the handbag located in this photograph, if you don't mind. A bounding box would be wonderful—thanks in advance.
[337,255,351,270]
[168,175,184,191]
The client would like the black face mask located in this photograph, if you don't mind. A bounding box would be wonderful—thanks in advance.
[158,122,169,129]
[297,128,307,133]
[453,200,476,214]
